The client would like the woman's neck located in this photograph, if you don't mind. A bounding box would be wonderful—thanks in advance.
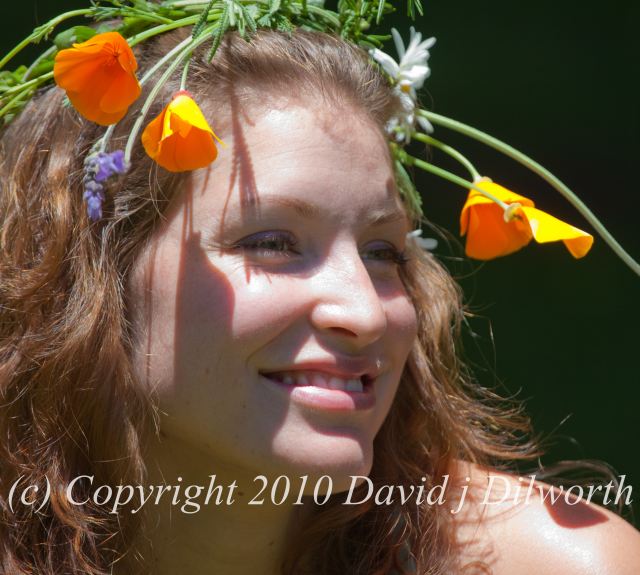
[127,433,312,575]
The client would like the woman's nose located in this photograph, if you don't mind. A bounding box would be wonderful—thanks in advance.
[308,247,387,348]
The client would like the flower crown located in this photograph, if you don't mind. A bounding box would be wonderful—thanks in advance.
[0,0,637,275]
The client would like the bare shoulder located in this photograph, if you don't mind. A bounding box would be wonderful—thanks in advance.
[447,460,640,575]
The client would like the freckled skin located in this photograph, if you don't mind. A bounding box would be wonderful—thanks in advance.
[127,103,417,494]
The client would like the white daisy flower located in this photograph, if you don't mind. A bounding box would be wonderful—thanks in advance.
[370,27,436,141]
[407,228,438,251]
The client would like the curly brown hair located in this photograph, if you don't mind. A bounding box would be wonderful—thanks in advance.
[0,29,538,574]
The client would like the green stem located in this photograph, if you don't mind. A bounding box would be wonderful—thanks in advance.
[421,109,640,276]
[396,148,509,210]
[0,86,35,118]
[98,125,117,154]
[412,132,480,181]
[133,12,175,25]
[165,0,210,6]
[23,45,56,81]
[124,24,215,164]
[138,34,194,87]
[0,72,53,121]
[127,15,202,47]
[1,71,54,97]
[180,57,191,90]
[304,5,341,28]
[0,9,93,70]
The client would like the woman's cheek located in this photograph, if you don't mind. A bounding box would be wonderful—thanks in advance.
[226,273,305,339]
[388,292,419,347]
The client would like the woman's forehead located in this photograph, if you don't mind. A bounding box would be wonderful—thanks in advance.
[187,104,404,226]
[213,103,393,171]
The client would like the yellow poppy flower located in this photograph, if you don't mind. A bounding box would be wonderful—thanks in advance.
[141,91,223,172]
[460,179,594,260]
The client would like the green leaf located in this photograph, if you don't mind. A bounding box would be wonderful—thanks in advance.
[376,0,384,24]
[208,3,231,62]
[192,0,216,38]
[241,4,258,35]
[228,0,237,27]
[25,60,55,78]
[269,0,282,15]
[300,21,325,32]
[275,15,294,34]
[0,66,28,89]
[407,0,423,19]
[237,13,246,38]
[53,26,97,50]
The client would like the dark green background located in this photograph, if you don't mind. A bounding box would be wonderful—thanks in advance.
[2,1,638,519]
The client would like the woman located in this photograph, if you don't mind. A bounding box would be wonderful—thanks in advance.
[1,20,639,575]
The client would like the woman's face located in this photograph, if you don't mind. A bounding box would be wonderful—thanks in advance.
[128,101,418,492]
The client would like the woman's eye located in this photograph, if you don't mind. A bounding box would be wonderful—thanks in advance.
[230,234,408,267]
[363,244,410,266]
[234,231,298,258]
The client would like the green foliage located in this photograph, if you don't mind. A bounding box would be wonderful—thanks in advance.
[0,66,28,89]
[208,3,231,61]
[276,15,294,34]
[406,0,423,18]
[53,26,97,49]
[0,65,37,126]
[93,0,186,22]
[241,4,259,35]
[192,0,217,38]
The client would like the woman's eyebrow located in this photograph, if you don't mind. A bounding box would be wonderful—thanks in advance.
[223,194,408,227]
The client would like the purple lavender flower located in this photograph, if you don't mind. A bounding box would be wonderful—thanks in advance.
[82,150,128,221]
[82,180,105,222]
[85,192,104,221]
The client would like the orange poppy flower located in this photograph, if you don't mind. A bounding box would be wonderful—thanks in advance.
[460,179,594,260]
[53,31,141,126]
[141,91,223,172]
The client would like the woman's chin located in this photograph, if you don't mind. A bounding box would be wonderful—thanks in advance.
[268,438,374,496]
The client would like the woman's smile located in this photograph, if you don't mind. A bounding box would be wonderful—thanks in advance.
[259,358,385,410]
[259,366,379,411]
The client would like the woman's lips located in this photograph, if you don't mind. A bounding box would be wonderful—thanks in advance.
[259,370,376,411]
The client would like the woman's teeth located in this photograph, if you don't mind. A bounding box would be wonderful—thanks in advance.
[266,371,364,392]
